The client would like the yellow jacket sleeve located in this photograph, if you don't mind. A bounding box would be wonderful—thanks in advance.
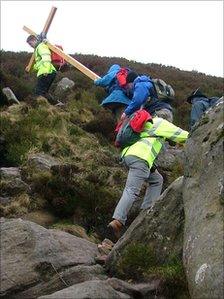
[141,117,189,144]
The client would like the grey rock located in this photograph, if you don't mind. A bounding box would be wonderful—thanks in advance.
[156,144,184,171]
[27,153,60,171]
[0,178,29,197]
[15,265,106,299]
[183,100,224,299]
[106,176,185,273]
[38,280,131,299]
[2,87,20,104]
[106,277,164,299]
[0,218,99,298]
[54,78,75,102]
[0,167,21,180]
[57,77,75,90]
[0,168,27,198]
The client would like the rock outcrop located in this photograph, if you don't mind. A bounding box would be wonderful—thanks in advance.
[106,176,185,275]
[0,218,168,299]
[182,99,224,298]
[0,218,100,298]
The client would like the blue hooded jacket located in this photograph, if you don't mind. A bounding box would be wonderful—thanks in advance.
[94,64,131,107]
[124,75,156,116]
[94,64,121,93]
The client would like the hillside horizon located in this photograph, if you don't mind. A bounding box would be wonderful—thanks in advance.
[1,49,223,79]
[1,50,223,128]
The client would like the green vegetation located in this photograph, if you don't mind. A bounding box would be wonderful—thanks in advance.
[50,219,99,243]
[116,242,189,298]
[116,242,157,280]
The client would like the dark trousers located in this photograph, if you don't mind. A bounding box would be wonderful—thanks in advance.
[35,72,56,97]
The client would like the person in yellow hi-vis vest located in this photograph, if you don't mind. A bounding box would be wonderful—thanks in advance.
[26,35,57,102]
[107,116,189,242]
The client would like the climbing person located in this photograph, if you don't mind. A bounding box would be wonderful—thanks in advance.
[26,34,57,103]
[121,72,174,122]
[187,88,220,129]
[94,64,131,121]
[107,114,189,241]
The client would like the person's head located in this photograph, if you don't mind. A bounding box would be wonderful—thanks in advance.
[125,71,138,89]
[26,35,38,48]
[187,88,207,103]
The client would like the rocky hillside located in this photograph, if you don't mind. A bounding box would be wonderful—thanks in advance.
[1,50,223,128]
[1,98,223,298]
[0,51,223,298]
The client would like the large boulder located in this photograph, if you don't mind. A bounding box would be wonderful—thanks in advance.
[37,277,165,299]
[106,176,185,273]
[14,265,106,299]
[183,99,224,298]
[38,280,131,299]
[0,218,99,298]
[156,144,185,190]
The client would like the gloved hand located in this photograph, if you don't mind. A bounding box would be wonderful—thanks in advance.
[94,78,99,85]
[36,32,47,43]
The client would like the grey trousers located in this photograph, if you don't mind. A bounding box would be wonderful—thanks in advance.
[113,155,163,225]
[154,108,173,123]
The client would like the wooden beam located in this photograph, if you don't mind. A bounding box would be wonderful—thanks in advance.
[25,7,57,72]
[23,26,100,81]
[42,6,57,34]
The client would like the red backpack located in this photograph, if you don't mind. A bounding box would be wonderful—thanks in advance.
[114,109,153,148]
[51,45,65,70]
[116,67,130,87]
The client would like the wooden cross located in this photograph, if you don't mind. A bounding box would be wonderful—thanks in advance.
[23,7,100,81]
[25,6,57,72]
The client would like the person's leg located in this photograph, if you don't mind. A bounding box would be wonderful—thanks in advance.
[190,99,210,128]
[35,75,47,96]
[45,72,57,93]
[154,108,173,122]
[35,72,56,97]
[140,169,163,209]
[112,156,149,225]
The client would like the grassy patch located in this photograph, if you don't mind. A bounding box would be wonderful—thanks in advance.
[115,243,189,298]
[50,219,99,243]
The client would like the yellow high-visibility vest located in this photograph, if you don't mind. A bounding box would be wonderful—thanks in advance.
[34,43,56,77]
[121,117,189,168]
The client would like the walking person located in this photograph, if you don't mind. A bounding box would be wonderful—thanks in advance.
[26,35,57,103]
[107,115,189,241]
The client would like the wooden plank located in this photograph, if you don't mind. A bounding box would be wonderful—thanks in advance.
[23,26,100,81]
[42,6,57,34]
[25,53,35,72]
[25,7,57,72]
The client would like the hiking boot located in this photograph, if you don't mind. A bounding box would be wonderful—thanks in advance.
[106,219,123,242]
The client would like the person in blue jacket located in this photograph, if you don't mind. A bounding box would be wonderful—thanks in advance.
[120,72,173,122]
[187,88,219,129]
[94,64,130,120]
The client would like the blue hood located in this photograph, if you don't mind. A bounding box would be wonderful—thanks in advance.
[133,75,152,85]
[107,64,121,73]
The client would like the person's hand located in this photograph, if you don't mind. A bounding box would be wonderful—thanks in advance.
[120,112,127,121]
[94,78,99,85]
